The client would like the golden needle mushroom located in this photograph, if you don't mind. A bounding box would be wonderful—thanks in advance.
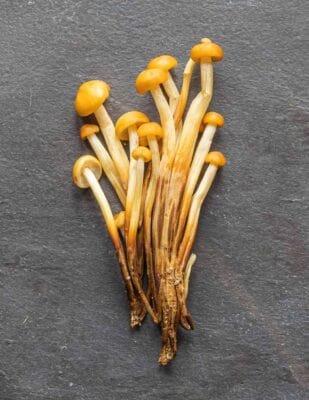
[147,55,179,113]
[127,146,157,323]
[75,80,129,189]
[115,111,149,235]
[80,124,126,207]
[72,155,141,326]
[174,112,224,248]
[136,68,176,158]
[178,151,226,267]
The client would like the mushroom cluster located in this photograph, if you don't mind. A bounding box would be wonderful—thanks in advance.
[72,39,226,365]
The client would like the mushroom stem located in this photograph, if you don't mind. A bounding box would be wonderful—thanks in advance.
[95,105,129,189]
[174,124,217,248]
[183,253,197,302]
[87,134,126,207]
[178,163,219,267]
[174,62,213,173]
[163,72,179,113]
[81,167,140,325]
[173,58,195,127]
[143,138,160,309]
[124,126,139,236]
[150,87,176,159]
[127,157,158,323]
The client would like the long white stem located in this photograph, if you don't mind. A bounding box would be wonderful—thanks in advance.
[94,105,129,189]
[87,134,126,207]
[150,87,176,159]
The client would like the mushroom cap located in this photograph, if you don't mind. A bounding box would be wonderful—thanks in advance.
[131,146,152,162]
[203,112,225,128]
[72,155,102,188]
[137,122,163,139]
[205,151,226,168]
[190,42,224,63]
[139,136,149,147]
[115,111,150,141]
[199,111,224,132]
[75,80,110,117]
[114,211,125,228]
[80,124,100,140]
[147,55,178,71]
[135,68,168,95]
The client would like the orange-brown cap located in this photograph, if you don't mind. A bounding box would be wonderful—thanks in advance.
[205,151,226,167]
[147,55,178,71]
[75,80,110,117]
[132,146,152,162]
[139,136,149,147]
[115,111,150,141]
[72,155,102,188]
[135,68,168,95]
[137,122,163,139]
[190,42,224,63]
[114,211,125,228]
[203,112,225,128]
[80,124,100,140]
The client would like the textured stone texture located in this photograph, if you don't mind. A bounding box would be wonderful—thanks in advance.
[0,0,308,399]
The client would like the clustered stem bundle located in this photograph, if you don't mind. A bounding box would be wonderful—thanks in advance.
[72,39,226,365]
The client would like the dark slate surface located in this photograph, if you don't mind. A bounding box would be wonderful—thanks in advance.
[0,0,308,399]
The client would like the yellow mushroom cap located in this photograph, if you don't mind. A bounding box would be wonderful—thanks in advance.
[205,151,226,168]
[114,211,125,228]
[80,124,100,140]
[147,55,178,71]
[203,112,225,128]
[75,80,110,117]
[139,136,149,147]
[115,111,150,141]
[190,42,224,63]
[131,146,152,162]
[72,155,102,188]
[135,68,168,95]
[137,122,163,139]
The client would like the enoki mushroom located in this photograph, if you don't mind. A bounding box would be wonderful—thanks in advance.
[72,39,226,365]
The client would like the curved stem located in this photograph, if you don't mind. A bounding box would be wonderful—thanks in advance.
[82,168,138,320]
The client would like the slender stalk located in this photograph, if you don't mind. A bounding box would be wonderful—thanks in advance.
[173,58,195,127]
[178,164,218,267]
[174,124,217,249]
[124,126,139,236]
[127,158,158,323]
[82,167,141,326]
[95,105,129,189]
[87,134,126,207]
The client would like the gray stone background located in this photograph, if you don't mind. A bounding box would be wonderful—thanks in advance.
[0,0,308,399]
